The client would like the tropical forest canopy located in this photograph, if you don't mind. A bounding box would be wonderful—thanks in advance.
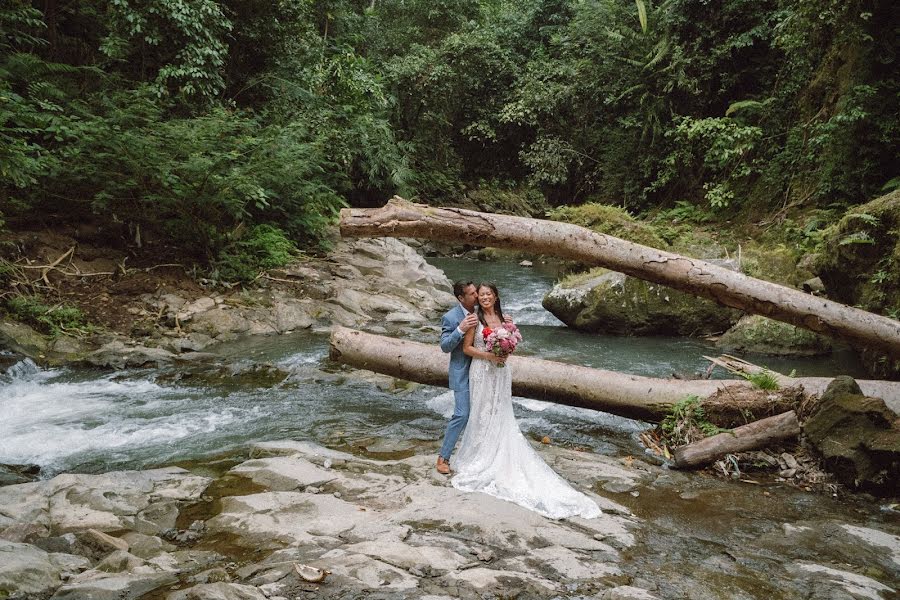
[1,0,897,280]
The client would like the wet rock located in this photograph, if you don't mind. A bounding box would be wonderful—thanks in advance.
[0,321,49,360]
[803,376,900,494]
[0,539,62,597]
[120,532,174,559]
[166,582,268,600]
[787,562,894,600]
[50,569,178,600]
[0,463,40,487]
[543,267,741,336]
[85,340,177,369]
[0,468,211,538]
[717,314,833,356]
[96,550,146,573]
[74,529,129,560]
[602,585,660,599]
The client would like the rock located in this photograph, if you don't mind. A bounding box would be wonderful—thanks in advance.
[0,539,62,597]
[84,340,177,369]
[801,277,825,294]
[543,267,741,336]
[176,297,217,323]
[119,533,174,559]
[803,376,900,494]
[50,570,178,600]
[519,260,533,267]
[0,467,211,540]
[717,314,833,356]
[75,529,130,560]
[166,582,269,600]
[602,585,661,599]
[816,190,900,378]
[96,550,146,573]
[0,463,40,487]
[0,320,49,360]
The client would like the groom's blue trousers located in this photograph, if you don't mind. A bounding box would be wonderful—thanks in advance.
[439,388,470,460]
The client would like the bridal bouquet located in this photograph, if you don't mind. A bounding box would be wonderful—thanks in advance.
[482,323,523,367]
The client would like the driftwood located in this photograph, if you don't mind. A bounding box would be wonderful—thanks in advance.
[673,411,801,469]
[329,327,900,422]
[340,197,900,357]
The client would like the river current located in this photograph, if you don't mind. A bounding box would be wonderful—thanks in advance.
[0,257,870,477]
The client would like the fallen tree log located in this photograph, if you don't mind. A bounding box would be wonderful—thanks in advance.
[329,327,900,422]
[340,197,900,357]
[673,411,801,469]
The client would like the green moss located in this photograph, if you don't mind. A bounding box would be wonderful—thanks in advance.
[547,203,669,249]
[717,315,833,356]
[466,185,549,217]
[816,189,900,320]
[740,242,810,286]
[4,295,91,337]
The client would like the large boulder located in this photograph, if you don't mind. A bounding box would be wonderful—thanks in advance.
[542,268,741,336]
[816,190,900,378]
[717,315,833,356]
[802,376,900,494]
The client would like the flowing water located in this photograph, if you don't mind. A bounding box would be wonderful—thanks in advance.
[0,257,871,476]
[0,257,896,597]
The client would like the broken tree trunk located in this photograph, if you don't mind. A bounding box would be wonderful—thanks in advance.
[673,411,801,469]
[329,327,900,423]
[340,197,900,357]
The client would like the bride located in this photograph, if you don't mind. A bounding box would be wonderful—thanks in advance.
[451,282,601,520]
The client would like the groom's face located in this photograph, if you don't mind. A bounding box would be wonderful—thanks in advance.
[458,284,478,312]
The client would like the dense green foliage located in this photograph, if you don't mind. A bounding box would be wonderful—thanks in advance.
[1,0,897,278]
[5,295,90,336]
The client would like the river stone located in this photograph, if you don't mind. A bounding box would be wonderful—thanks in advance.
[542,268,741,336]
[0,320,49,359]
[166,582,269,600]
[0,539,62,597]
[602,586,661,599]
[84,340,177,369]
[717,314,833,356]
[803,376,900,493]
[0,468,211,540]
[50,570,178,600]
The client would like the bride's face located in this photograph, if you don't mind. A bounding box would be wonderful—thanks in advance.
[477,286,497,310]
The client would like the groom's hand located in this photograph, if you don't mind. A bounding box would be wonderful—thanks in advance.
[460,313,478,332]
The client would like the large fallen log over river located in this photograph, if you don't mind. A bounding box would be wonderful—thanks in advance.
[340,197,900,357]
[329,327,900,423]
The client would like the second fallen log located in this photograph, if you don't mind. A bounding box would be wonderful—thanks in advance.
[673,411,802,469]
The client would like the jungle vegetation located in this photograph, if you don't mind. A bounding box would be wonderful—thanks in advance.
[1,0,897,279]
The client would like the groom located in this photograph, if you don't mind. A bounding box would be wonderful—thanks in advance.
[436,280,479,475]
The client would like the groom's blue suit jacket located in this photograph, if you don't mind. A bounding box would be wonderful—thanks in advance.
[440,304,472,391]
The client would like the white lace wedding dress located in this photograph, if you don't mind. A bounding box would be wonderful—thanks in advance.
[451,322,602,520]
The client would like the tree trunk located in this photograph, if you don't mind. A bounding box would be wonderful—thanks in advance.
[329,327,900,422]
[340,197,900,357]
[673,411,801,468]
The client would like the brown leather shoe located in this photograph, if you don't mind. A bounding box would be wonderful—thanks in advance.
[436,456,451,475]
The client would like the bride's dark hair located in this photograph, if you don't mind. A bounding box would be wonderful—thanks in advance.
[476,282,505,327]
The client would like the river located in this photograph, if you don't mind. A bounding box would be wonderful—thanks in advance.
[0,257,871,477]
[0,257,897,599]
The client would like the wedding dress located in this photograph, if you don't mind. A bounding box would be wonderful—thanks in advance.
[451,322,602,519]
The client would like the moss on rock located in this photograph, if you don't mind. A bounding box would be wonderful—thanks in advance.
[717,315,833,357]
[543,268,741,336]
[816,189,900,316]
[547,203,669,249]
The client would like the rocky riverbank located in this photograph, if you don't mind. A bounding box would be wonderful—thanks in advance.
[1,441,897,599]
[0,234,455,369]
